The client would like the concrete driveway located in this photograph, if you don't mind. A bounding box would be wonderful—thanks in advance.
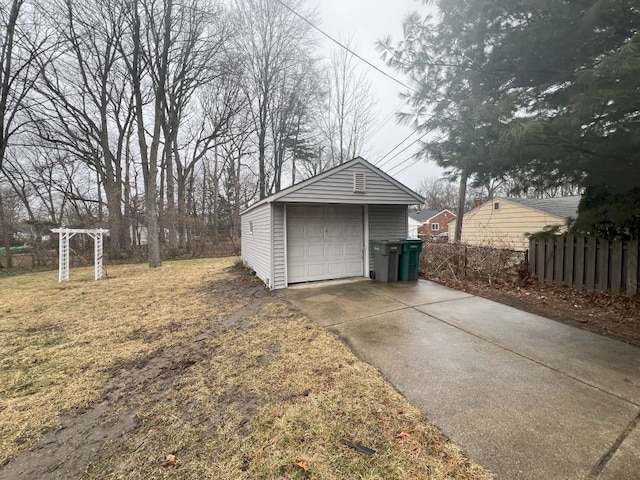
[284,279,640,480]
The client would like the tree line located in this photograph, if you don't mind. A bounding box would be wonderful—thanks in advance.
[0,0,376,267]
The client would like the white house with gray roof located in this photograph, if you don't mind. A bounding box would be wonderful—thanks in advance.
[240,157,424,289]
[448,196,581,251]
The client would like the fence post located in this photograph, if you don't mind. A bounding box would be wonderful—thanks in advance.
[545,239,554,284]
[536,240,545,283]
[597,238,610,292]
[585,237,597,291]
[464,245,468,279]
[610,241,623,295]
[627,240,638,297]
[529,239,536,275]
[575,236,585,291]
[564,234,574,287]
[554,236,564,284]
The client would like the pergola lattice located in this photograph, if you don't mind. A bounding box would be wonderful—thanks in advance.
[51,228,109,282]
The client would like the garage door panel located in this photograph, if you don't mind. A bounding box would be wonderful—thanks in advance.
[287,205,363,284]
[328,225,344,238]
[345,226,362,237]
[345,243,361,256]
[346,261,363,274]
[328,263,345,275]
[289,244,304,260]
[308,244,324,257]
[308,263,325,276]
[308,225,324,239]
[289,224,304,240]
[288,265,305,278]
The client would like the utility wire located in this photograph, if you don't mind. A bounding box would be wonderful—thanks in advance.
[374,130,419,167]
[386,130,447,175]
[273,0,418,94]
[391,156,423,176]
[368,100,406,137]
[375,109,442,168]
[378,130,430,170]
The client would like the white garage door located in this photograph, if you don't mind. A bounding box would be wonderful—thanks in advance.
[287,205,364,284]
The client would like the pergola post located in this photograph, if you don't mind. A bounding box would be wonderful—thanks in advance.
[51,228,109,282]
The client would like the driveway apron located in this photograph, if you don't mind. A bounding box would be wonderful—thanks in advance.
[284,279,640,480]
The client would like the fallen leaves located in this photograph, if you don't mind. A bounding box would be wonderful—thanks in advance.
[292,459,310,471]
[162,453,177,468]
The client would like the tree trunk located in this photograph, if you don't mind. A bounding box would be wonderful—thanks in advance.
[176,167,186,250]
[130,0,161,268]
[0,191,13,268]
[454,170,468,243]
[164,129,178,250]
[213,144,219,244]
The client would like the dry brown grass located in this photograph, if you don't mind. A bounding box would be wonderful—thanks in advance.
[0,258,493,479]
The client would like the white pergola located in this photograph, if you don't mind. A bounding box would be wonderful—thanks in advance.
[51,228,109,282]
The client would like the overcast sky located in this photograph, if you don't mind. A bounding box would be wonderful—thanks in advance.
[313,0,442,190]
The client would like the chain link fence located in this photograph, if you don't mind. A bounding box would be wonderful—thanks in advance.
[420,242,529,286]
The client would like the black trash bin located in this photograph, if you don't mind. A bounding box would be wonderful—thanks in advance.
[370,240,402,282]
[398,239,423,281]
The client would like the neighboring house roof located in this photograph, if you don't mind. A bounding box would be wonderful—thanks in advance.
[409,210,439,224]
[506,196,580,219]
[242,156,424,215]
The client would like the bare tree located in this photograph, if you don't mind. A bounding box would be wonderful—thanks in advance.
[0,0,52,266]
[320,41,377,168]
[268,56,322,191]
[417,176,458,211]
[160,0,233,251]
[120,0,174,268]
[33,0,134,257]
[233,0,317,199]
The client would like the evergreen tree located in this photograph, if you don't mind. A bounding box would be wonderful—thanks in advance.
[380,0,640,238]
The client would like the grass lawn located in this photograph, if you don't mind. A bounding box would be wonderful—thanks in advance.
[0,258,493,479]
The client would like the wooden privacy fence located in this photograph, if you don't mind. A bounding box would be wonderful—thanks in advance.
[529,236,639,297]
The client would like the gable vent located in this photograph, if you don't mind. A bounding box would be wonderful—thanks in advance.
[353,172,366,193]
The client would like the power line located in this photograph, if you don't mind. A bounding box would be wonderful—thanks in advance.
[386,130,448,176]
[377,130,430,170]
[369,100,406,138]
[375,130,419,166]
[273,0,418,94]
[390,155,423,176]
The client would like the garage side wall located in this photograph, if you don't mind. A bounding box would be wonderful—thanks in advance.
[272,203,286,289]
[368,204,408,271]
[241,203,272,288]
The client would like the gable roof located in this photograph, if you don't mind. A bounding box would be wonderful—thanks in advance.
[410,209,456,224]
[242,157,424,214]
[409,210,439,224]
[506,196,581,219]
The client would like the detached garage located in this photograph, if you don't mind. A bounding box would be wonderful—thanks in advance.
[240,157,424,289]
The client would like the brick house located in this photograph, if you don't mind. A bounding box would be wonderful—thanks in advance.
[410,209,456,239]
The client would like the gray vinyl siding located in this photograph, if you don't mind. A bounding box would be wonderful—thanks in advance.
[368,204,408,268]
[279,164,420,204]
[272,203,286,289]
[241,203,272,288]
